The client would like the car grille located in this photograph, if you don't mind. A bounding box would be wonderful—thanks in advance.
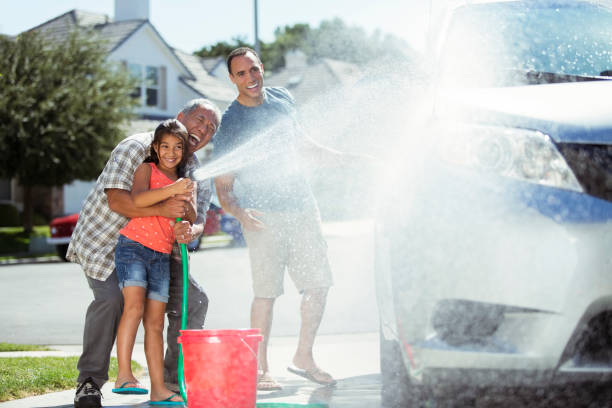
[557,143,612,203]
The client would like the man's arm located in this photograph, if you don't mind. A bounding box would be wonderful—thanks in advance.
[130,163,194,208]
[298,131,380,170]
[172,183,204,244]
[182,186,198,225]
[215,173,265,231]
[299,137,346,167]
[106,189,188,219]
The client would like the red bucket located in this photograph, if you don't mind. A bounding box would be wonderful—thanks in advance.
[178,329,262,408]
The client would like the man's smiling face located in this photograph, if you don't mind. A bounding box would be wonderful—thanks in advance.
[229,51,265,106]
[177,106,218,154]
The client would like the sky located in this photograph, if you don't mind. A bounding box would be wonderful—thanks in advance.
[0,0,431,53]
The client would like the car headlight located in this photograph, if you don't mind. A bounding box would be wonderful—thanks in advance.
[435,123,583,192]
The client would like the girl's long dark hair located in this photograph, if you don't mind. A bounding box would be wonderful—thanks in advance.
[144,119,190,177]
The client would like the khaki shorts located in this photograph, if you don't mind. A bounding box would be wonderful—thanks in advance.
[242,210,333,298]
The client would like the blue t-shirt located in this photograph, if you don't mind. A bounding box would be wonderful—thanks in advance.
[213,87,315,212]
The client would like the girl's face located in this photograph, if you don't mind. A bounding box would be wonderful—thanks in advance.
[153,133,184,171]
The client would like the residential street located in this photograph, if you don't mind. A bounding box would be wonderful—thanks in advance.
[0,220,378,344]
[0,220,383,408]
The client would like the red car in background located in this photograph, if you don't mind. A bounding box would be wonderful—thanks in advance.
[47,213,79,261]
[47,202,241,261]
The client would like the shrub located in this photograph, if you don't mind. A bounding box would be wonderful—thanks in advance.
[0,203,21,227]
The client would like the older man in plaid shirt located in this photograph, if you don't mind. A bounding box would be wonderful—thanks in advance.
[67,98,221,408]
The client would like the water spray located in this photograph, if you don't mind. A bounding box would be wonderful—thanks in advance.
[192,122,292,183]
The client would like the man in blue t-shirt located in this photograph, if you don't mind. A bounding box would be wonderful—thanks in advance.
[214,47,339,390]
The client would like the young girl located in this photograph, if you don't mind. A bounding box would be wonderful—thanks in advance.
[112,119,195,405]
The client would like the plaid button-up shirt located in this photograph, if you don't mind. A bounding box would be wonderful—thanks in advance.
[67,132,211,281]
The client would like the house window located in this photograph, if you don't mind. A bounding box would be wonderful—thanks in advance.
[145,66,159,107]
[128,63,143,102]
[127,63,163,108]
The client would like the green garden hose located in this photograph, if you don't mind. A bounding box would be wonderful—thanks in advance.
[176,218,189,404]
[175,220,328,408]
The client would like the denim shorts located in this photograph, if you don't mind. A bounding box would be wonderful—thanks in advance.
[115,235,171,303]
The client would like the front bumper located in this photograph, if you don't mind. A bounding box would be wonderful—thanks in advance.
[47,236,71,245]
[375,173,612,387]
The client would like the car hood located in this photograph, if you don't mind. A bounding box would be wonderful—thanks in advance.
[436,79,612,144]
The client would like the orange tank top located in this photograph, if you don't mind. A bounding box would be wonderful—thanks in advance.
[120,163,176,254]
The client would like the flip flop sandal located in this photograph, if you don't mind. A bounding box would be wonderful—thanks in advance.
[111,380,148,394]
[149,392,185,406]
[287,365,337,386]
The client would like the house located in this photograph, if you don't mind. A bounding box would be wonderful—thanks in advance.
[265,49,362,106]
[201,56,234,86]
[1,0,236,217]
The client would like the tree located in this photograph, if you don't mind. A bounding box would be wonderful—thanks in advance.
[0,30,136,232]
[304,18,412,65]
[261,23,312,71]
[193,18,413,72]
[194,36,251,60]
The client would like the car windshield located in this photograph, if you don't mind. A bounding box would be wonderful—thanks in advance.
[438,1,612,86]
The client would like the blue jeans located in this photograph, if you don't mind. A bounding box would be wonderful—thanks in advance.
[77,243,208,387]
[115,235,170,302]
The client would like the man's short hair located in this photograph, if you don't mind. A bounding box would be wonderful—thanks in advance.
[226,47,261,75]
[181,98,221,126]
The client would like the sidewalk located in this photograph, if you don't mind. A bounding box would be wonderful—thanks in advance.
[0,332,380,408]
[0,219,375,266]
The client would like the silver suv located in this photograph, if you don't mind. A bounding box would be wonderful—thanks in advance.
[375,1,612,406]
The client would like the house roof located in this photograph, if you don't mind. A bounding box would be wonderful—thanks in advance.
[173,48,236,104]
[200,56,225,73]
[95,20,148,53]
[29,12,193,77]
[25,9,235,105]
[26,10,145,53]
[265,58,363,104]
[28,10,109,34]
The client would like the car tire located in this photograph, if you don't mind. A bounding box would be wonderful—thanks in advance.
[380,329,425,408]
[56,244,69,262]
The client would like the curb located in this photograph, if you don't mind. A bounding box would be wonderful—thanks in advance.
[0,256,61,266]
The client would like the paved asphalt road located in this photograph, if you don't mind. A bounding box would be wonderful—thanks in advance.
[0,220,378,344]
[0,219,384,408]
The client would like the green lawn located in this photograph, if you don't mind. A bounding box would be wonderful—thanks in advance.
[0,343,52,352]
[0,356,141,402]
[0,226,53,257]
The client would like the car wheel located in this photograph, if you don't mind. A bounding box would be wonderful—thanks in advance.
[380,329,425,407]
[56,244,69,262]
